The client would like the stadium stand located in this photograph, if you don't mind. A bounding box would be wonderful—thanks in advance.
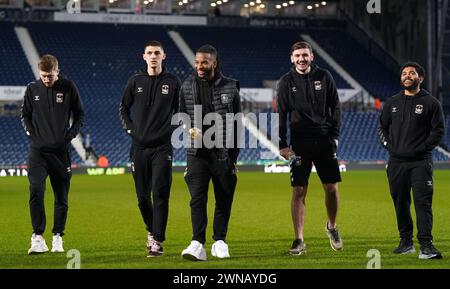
[0,22,448,165]
[175,26,351,89]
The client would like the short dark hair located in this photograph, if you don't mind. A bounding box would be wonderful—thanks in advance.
[400,62,425,79]
[196,44,220,70]
[291,41,313,54]
[38,54,58,72]
[144,40,164,51]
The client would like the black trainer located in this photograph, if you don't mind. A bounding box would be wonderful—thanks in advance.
[419,241,442,259]
[288,239,306,256]
[393,238,415,254]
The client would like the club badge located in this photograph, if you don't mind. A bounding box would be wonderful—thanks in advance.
[314,81,322,91]
[56,93,64,103]
[162,85,169,95]
[415,104,423,115]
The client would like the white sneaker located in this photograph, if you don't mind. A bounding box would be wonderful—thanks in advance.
[146,232,155,248]
[51,234,64,253]
[181,240,207,261]
[28,234,49,255]
[211,240,230,258]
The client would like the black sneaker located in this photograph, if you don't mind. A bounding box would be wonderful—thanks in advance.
[393,238,415,254]
[288,239,306,256]
[419,241,442,259]
[147,241,164,257]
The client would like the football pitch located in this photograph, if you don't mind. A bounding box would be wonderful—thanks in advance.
[0,170,449,269]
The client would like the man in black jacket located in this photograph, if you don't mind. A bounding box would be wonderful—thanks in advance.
[119,41,181,257]
[378,62,445,259]
[21,54,84,255]
[277,41,343,255]
[179,45,240,261]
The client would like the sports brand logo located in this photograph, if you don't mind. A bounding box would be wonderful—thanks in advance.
[392,107,398,113]
[137,87,143,93]
[427,180,433,186]
[314,81,322,91]
[415,104,423,115]
[34,95,40,101]
[162,85,169,95]
[292,87,297,92]
[56,93,64,103]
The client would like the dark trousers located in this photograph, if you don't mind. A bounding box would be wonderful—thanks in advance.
[131,143,172,242]
[184,150,237,244]
[387,159,434,243]
[28,148,72,236]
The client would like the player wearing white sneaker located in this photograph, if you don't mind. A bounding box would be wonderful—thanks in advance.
[181,240,207,261]
[211,240,230,258]
[28,234,49,255]
[51,233,64,253]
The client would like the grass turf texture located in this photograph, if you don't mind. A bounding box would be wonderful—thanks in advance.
[0,171,449,269]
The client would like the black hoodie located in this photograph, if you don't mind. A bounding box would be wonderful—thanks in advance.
[277,64,341,149]
[20,77,84,152]
[119,67,181,148]
[378,89,445,161]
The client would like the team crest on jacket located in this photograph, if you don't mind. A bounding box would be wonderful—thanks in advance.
[221,94,232,104]
[314,81,322,91]
[56,93,64,103]
[415,104,424,114]
[162,85,169,95]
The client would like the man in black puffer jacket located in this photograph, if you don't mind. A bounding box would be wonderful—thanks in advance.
[179,45,241,261]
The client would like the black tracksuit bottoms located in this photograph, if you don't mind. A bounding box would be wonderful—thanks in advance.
[184,150,237,245]
[387,158,434,243]
[131,143,172,242]
[28,147,72,236]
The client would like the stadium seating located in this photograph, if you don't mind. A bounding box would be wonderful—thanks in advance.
[0,22,448,166]
[176,26,351,89]
[0,22,35,85]
[310,30,400,101]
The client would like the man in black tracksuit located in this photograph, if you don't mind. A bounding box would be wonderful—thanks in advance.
[378,62,445,259]
[180,45,240,261]
[21,55,84,254]
[119,41,181,257]
[277,41,343,255]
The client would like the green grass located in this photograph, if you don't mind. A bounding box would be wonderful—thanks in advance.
[1,171,449,269]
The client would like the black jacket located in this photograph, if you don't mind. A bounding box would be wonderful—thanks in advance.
[119,67,181,148]
[378,89,445,161]
[277,65,341,149]
[179,72,241,163]
[20,77,84,151]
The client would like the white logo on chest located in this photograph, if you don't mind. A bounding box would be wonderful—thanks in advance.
[415,104,423,114]
[314,81,322,91]
[162,85,169,95]
[56,93,64,103]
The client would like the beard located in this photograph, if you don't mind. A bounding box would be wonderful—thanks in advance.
[401,78,420,91]
[197,67,213,79]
